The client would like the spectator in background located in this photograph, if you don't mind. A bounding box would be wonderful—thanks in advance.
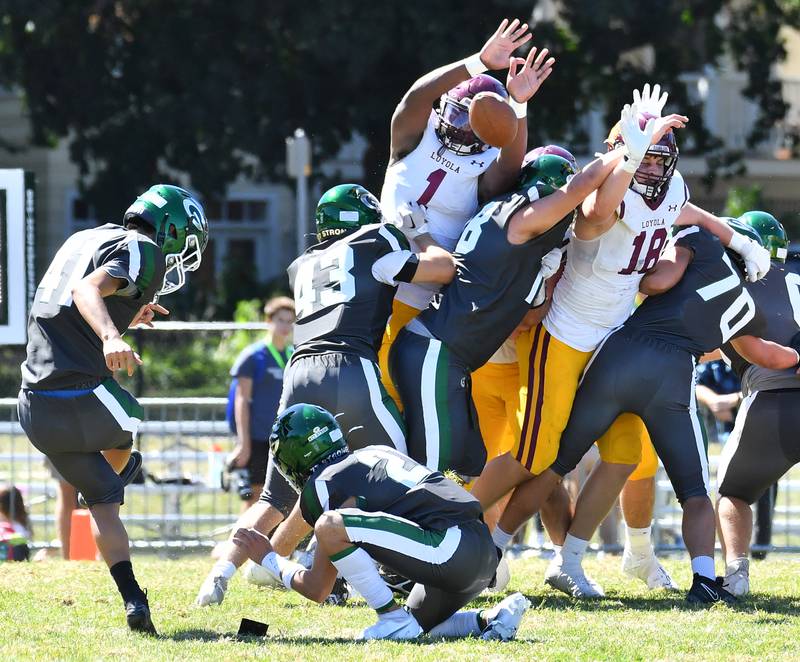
[0,484,31,561]
[227,296,295,509]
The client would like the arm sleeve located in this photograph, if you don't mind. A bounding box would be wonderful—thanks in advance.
[372,251,419,286]
[102,235,165,299]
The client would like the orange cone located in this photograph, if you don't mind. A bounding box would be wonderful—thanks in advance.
[69,509,98,561]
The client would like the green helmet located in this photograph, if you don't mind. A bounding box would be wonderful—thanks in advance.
[723,216,763,245]
[269,403,348,491]
[315,184,383,242]
[738,211,789,262]
[518,154,576,198]
[124,184,209,294]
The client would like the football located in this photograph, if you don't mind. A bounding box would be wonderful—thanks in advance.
[469,91,518,148]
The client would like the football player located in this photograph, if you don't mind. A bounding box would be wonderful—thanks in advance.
[387,104,671,481]
[489,220,799,605]
[716,211,798,596]
[231,403,531,641]
[378,18,556,407]
[17,184,209,633]
[196,183,455,606]
[470,84,772,597]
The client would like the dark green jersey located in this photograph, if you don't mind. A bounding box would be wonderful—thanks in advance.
[21,224,165,390]
[626,226,765,356]
[721,257,800,394]
[288,224,416,363]
[299,445,482,531]
[419,190,570,371]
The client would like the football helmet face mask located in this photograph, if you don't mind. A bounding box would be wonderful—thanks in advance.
[124,184,209,295]
[269,403,349,492]
[315,183,383,242]
[518,154,577,198]
[606,113,679,203]
[435,74,509,156]
[738,210,789,262]
[524,145,579,173]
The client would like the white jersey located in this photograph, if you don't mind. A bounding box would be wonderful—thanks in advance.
[381,111,499,310]
[544,170,689,351]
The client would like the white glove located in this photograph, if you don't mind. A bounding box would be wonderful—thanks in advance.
[728,232,772,282]
[632,83,668,117]
[619,103,655,174]
[394,201,429,240]
[195,572,228,606]
[261,551,304,590]
[539,246,563,280]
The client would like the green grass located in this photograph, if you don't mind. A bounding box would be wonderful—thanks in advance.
[3,555,800,661]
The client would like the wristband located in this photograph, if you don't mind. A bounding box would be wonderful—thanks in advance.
[621,155,641,174]
[509,98,527,119]
[281,564,301,590]
[464,53,488,77]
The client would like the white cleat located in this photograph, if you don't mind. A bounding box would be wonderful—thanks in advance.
[622,550,679,591]
[480,592,531,641]
[242,560,284,588]
[358,609,423,641]
[195,574,228,606]
[544,558,605,598]
[722,558,750,596]
[485,554,511,594]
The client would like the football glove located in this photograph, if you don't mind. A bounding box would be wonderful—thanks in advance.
[394,201,429,240]
[539,246,563,281]
[619,103,656,174]
[632,83,668,118]
[728,232,771,282]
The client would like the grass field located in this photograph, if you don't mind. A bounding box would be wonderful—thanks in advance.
[3,554,800,661]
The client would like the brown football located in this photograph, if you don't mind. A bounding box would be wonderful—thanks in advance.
[468,91,518,148]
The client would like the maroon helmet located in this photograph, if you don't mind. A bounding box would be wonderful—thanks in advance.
[606,112,679,202]
[435,74,509,156]
[524,145,579,172]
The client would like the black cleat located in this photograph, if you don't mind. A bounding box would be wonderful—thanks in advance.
[323,576,351,606]
[378,564,415,598]
[686,573,736,606]
[79,450,143,507]
[126,592,157,635]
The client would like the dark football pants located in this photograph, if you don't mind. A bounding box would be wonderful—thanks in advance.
[389,328,487,479]
[338,511,497,632]
[259,352,407,515]
[551,328,710,504]
[717,389,800,505]
[17,380,140,505]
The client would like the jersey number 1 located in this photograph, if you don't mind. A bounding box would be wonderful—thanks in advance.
[416,169,446,206]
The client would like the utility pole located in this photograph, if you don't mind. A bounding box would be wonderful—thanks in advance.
[286,128,312,254]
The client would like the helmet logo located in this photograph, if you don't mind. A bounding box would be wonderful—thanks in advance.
[359,193,380,212]
[183,198,207,233]
[308,425,329,442]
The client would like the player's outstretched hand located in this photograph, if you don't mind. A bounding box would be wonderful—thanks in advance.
[479,18,532,71]
[507,46,556,103]
[394,201,429,240]
[651,113,689,144]
[619,103,655,173]
[632,83,669,117]
[131,302,169,328]
[232,527,273,564]
[103,336,143,376]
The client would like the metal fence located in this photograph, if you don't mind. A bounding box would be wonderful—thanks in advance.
[2,396,799,553]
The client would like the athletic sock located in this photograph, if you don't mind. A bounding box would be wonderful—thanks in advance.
[625,525,653,556]
[492,526,514,551]
[110,560,146,604]
[211,559,237,580]
[691,555,716,580]
[427,610,482,638]
[330,546,394,612]
[561,534,588,568]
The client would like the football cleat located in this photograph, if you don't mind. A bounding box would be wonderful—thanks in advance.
[195,573,228,606]
[686,573,736,606]
[721,558,750,597]
[485,552,511,594]
[126,591,157,635]
[358,609,423,641]
[480,592,531,641]
[324,576,351,606]
[377,564,415,598]
[78,450,143,507]
[622,550,679,591]
[242,560,283,588]
[544,557,605,598]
